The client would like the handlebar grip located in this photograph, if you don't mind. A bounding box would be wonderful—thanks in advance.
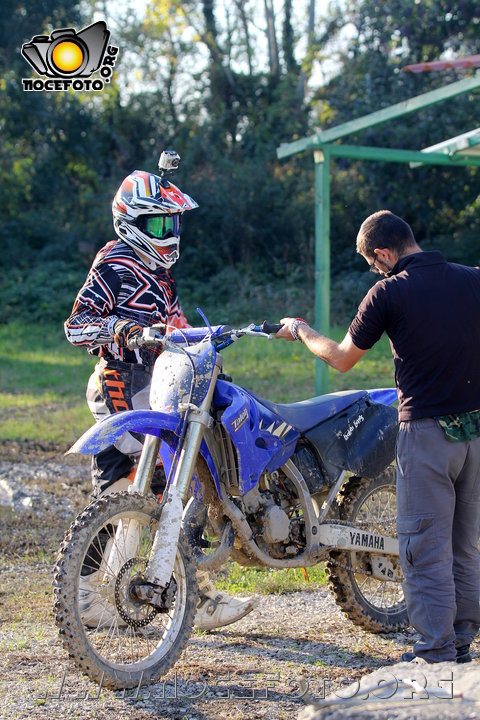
[261,321,283,334]
[127,336,142,349]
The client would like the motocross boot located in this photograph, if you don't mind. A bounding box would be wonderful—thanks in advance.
[194,570,259,631]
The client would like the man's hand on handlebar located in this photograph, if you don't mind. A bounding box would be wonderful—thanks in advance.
[275,317,309,342]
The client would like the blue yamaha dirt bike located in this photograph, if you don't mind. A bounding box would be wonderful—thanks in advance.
[54,319,404,689]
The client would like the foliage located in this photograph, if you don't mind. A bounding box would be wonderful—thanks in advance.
[0,0,479,329]
[315,0,480,272]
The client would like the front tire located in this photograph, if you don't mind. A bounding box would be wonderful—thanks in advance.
[326,466,408,633]
[54,492,198,689]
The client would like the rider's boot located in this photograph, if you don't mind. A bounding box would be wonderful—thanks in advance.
[194,570,259,631]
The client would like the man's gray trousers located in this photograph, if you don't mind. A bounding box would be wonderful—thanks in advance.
[396,418,480,662]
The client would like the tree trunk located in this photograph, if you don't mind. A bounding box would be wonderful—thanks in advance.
[297,0,316,101]
[234,0,254,77]
[283,0,297,74]
[264,0,280,80]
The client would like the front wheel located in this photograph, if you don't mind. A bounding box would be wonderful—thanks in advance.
[326,466,408,633]
[54,492,198,689]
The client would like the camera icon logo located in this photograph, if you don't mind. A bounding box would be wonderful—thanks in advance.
[22,21,110,79]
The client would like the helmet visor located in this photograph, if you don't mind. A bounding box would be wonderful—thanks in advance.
[143,214,181,240]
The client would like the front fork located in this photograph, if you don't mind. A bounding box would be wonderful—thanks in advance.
[107,358,222,587]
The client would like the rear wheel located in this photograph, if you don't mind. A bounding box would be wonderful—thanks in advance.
[326,466,408,633]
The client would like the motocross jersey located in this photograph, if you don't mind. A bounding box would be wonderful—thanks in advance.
[65,239,188,367]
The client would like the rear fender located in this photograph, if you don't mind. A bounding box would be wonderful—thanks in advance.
[368,388,397,406]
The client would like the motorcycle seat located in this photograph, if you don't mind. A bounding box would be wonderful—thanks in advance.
[253,389,367,432]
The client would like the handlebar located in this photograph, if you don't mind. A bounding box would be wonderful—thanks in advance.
[260,321,283,334]
[127,321,284,350]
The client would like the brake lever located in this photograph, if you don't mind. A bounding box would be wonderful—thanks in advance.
[236,323,276,339]
[242,329,271,338]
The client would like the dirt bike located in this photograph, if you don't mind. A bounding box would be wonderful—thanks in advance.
[54,318,404,689]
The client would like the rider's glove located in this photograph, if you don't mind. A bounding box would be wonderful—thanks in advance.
[113,319,143,348]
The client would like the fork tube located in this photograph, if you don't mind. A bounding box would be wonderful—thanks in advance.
[145,357,222,587]
[173,358,222,502]
[133,434,161,496]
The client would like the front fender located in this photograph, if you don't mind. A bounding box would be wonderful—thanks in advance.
[68,409,183,455]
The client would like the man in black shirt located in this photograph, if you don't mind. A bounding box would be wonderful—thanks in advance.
[276,210,480,664]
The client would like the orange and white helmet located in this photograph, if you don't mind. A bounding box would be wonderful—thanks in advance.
[112,169,198,269]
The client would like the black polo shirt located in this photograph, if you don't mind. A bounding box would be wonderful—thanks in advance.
[348,251,480,421]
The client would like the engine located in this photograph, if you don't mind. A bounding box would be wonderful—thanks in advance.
[240,468,308,558]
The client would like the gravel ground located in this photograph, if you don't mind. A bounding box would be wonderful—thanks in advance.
[1,443,478,720]
[300,661,480,720]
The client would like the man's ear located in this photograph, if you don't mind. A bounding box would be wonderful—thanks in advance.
[374,247,394,261]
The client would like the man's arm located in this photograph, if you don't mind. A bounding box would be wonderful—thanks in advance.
[276,318,367,373]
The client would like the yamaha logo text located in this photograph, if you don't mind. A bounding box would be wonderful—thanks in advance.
[350,531,385,550]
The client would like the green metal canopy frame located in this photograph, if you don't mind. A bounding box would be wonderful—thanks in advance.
[277,73,480,394]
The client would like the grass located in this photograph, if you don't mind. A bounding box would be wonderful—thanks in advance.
[225,326,394,401]
[0,321,395,444]
[214,562,327,595]
[0,322,97,445]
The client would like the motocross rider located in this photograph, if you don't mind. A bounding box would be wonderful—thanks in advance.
[277,209,480,665]
[65,152,257,630]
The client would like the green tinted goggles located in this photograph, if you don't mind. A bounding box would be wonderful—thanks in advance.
[143,214,181,240]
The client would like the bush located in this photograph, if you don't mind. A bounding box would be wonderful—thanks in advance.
[2,260,86,326]
[2,252,377,329]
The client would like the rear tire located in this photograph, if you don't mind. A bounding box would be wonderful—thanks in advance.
[326,466,408,633]
[54,492,198,689]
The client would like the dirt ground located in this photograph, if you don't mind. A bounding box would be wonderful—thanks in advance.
[1,441,479,720]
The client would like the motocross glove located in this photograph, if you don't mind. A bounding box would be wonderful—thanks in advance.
[113,319,143,348]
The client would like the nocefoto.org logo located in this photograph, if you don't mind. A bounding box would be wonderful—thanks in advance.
[21,20,118,92]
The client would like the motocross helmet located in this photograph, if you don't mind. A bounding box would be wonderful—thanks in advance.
[112,170,198,269]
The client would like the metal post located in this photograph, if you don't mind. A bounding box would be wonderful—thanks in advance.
[314,147,330,395]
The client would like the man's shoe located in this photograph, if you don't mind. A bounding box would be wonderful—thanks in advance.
[456,645,472,664]
[401,648,469,664]
[400,652,428,664]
